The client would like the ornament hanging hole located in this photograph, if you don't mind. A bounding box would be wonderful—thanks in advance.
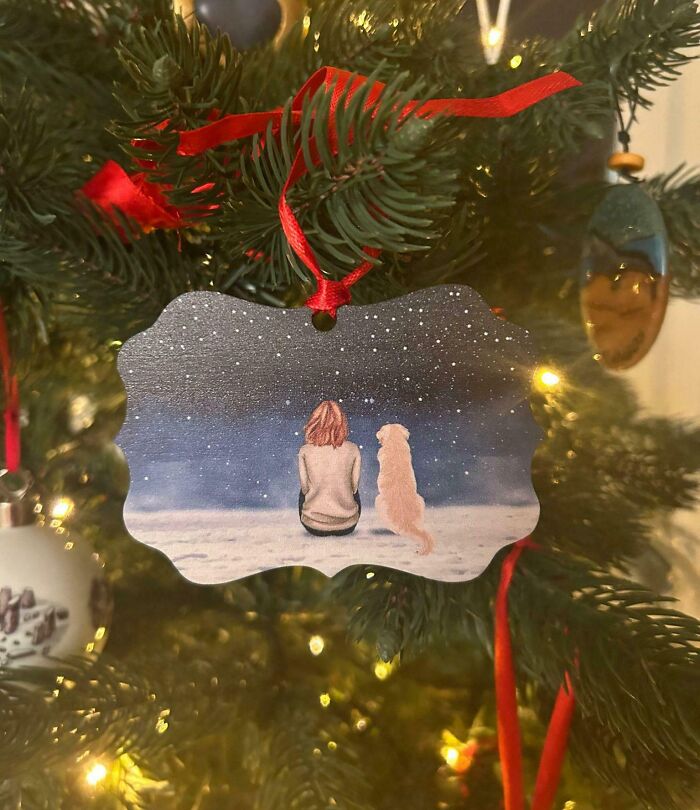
[311,311,337,332]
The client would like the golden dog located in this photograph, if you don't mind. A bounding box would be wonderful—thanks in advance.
[375,424,435,555]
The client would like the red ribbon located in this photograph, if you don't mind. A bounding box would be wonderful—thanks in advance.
[0,300,20,473]
[81,161,185,232]
[82,67,581,316]
[495,538,576,810]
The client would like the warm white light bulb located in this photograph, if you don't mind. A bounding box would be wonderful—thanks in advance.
[86,763,108,786]
[540,370,561,387]
[68,394,97,432]
[373,661,393,680]
[442,746,460,767]
[308,635,325,656]
[486,26,503,47]
[50,497,74,520]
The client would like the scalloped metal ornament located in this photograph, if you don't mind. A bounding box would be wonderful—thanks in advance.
[117,285,541,584]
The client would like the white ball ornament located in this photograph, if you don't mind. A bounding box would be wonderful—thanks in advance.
[0,472,111,671]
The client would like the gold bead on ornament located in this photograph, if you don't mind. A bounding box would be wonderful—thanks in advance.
[607,152,645,175]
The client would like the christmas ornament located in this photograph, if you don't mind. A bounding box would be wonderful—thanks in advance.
[0,301,111,672]
[0,475,111,670]
[195,0,282,49]
[117,285,541,584]
[580,179,669,370]
[580,109,669,370]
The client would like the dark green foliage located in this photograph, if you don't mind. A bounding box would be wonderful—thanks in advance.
[1,0,700,808]
[563,0,700,107]
[250,719,374,810]
[648,166,700,295]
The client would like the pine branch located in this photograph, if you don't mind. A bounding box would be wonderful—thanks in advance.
[0,87,220,345]
[243,0,459,98]
[562,0,700,108]
[527,318,700,564]
[249,716,375,810]
[647,166,700,296]
[222,70,463,286]
[115,1,244,131]
[328,546,700,809]
[0,0,132,98]
[515,550,700,809]
[0,651,251,805]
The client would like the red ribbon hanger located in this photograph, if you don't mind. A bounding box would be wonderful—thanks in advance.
[82,66,580,318]
[495,538,576,810]
[0,300,21,473]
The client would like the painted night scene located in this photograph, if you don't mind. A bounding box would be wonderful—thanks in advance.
[117,286,541,583]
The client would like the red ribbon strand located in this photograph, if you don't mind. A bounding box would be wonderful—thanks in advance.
[81,161,184,232]
[495,538,576,810]
[531,673,576,810]
[0,300,20,473]
[82,66,580,316]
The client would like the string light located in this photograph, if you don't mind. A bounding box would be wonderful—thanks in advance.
[50,497,74,520]
[68,394,97,432]
[350,9,372,32]
[85,763,108,786]
[535,368,562,389]
[509,54,522,69]
[319,692,331,708]
[441,746,460,767]
[540,370,560,386]
[156,708,170,734]
[440,731,481,774]
[486,26,503,47]
[83,754,168,801]
[373,660,394,680]
[476,0,512,64]
[308,635,325,656]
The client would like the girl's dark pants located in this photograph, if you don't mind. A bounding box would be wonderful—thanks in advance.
[298,491,361,537]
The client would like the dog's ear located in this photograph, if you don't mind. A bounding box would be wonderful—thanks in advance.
[376,425,388,443]
[397,424,410,440]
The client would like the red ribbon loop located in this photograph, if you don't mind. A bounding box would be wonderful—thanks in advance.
[305,278,352,318]
[81,67,581,317]
[0,300,20,473]
[495,538,575,810]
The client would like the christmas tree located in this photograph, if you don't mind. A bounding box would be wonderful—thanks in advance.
[1,1,700,808]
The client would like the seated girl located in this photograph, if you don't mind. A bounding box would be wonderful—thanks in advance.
[298,400,361,537]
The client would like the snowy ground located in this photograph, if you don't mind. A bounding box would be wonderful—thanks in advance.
[124,505,539,584]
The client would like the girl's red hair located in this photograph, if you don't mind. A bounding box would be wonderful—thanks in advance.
[304,400,349,448]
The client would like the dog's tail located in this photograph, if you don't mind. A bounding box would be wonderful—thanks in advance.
[409,526,435,556]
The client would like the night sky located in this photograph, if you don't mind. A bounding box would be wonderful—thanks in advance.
[118,286,541,511]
